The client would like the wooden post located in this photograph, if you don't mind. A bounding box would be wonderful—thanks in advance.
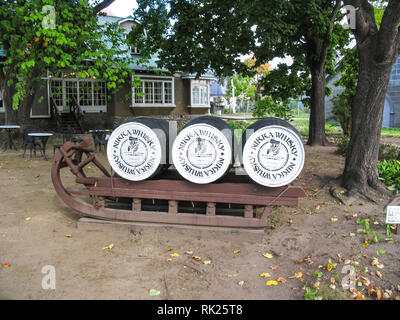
[206,202,216,216]
[168,200,178,214]
[244,205,253,218]
[132,198,141,213]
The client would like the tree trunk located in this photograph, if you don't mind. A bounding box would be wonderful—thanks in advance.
[341,0,400,197]
[307,65,327,146]
[342,47,396,196]
[2,72,18,125]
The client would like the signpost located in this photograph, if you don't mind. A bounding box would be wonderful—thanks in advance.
[386,203,400,234]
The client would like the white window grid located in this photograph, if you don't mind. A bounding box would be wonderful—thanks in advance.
[48,75,107,110]
[191,80,209,106]
[132,75,175,107]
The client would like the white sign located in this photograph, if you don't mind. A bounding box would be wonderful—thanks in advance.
[242,125,305,187]
[386,206,400,224]
[107,122,162,181]
[172,123,232,184]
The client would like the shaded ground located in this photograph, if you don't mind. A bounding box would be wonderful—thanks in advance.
[0,135,399,300]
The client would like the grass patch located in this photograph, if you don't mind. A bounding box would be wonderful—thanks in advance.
[381,127,400,137]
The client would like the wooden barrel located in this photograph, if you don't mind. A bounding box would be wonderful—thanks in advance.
[242,118,305,187]
[172,116,234,184]
[107,117,169,181]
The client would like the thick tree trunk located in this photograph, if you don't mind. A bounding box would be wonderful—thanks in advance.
[342,48,396,196]
[341,0,400,197]
[307,66,327,146]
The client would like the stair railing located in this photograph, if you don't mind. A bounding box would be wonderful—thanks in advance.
[70,96,85,133]
[50,97,62,132]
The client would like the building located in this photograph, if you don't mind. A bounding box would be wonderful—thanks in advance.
[0,15,215,130]
[325,55,400,128]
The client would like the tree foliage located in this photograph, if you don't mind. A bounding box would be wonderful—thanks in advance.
[132,0,351,145]
[0,0,131,121]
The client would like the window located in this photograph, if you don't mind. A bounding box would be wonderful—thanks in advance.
[191,80,209,107]
[124,33,141,56]
[132,75,175,107]
[48,72,107,112]
[131,46,141,55]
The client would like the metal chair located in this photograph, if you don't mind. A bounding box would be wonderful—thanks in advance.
[22,127,43,160]
[53,126,83,154]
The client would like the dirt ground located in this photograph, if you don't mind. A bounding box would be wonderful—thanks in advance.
[0,134,399,300]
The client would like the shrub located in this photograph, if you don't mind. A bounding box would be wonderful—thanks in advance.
[252,96,292,119]
[377,160,400,194]
[335,135,350,155]
[336,137,400,161]
[379,143,400,161]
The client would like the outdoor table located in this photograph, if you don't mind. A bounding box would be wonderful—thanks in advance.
[0,125,21,151]
[28,133,53,160]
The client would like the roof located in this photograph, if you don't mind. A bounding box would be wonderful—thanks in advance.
[210,81,226,96]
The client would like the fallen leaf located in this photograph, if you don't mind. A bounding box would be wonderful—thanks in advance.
[2,263,10,268]
[313,281,320,290]
[203,260,211,265]
[289,272,303,279]
[260,272,271,278]
[227,274,233,278]
[376,271,383,279]
[356,293,365,300]
[149,289,160,296]
[384,290,392,299]
[277,277,287,283]
[167,248,173,252]
[170,253,180,257]
[330,277,336,284]
[102,243,114,250]
[185,251,193,255]
[233,250,241,254]
[192,256,202,261]
[371,258,384,269]
[315,205,320,210]
[266,280,278,286]
[396,296,400,300]
[330,217,338,222]
[295,259,303,264]
[327,259,337,272]
[25,217,31,221]
[269,266,278,270]
[361,277,371,287]
[64,234,72,238]
[263,253,273,259]
[238,280,244,287]
[166,258,172,262]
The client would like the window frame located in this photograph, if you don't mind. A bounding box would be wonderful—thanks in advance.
[47,72,107,113]
[132,74,175,108]
[190,79,210,108]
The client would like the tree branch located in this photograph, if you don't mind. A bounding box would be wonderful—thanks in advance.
[377,0,400,61]
[91,0,115,14]
[320,0,341,62]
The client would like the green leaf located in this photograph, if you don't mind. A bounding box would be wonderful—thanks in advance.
[149,289,160,297]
